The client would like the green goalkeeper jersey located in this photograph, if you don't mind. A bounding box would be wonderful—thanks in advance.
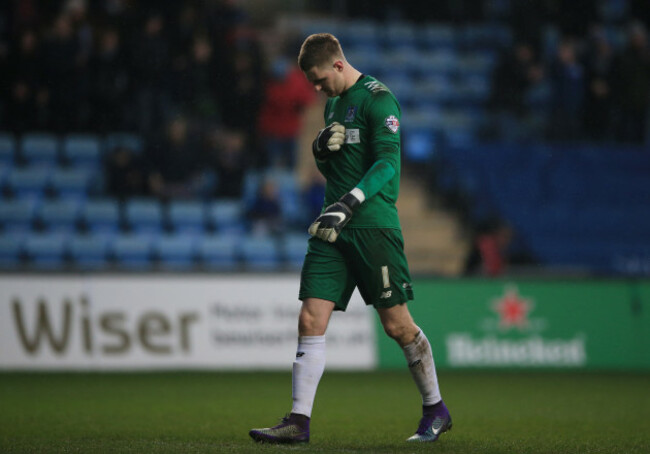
[317,75,402,229]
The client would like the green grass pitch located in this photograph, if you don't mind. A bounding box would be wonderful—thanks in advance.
[1,370,648,453]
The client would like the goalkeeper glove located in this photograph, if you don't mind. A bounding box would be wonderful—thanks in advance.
[312,122,346,161]
[308,190,363,243]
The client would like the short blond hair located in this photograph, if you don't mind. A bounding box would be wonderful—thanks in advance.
[298,33,344,72]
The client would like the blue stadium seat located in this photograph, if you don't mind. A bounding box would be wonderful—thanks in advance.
[240,235,281,271]
[20,133,59,167]
[282,232,309,270]
[38,199,82,233]
[403,129,438,163]
[379,74,416,106]
[264,169,303,223]
[242,171,262,206]
[197,234,240,270]
[124,198,163,234]
[341,49,381,76]
[413,50,458,77]
[168,201,206,234]
[403,105,444,130]
[412,76,453,105]
[112,233,153,270]
[0,233,24,269]
[456,52,497,78]
[336,20,379,50]
[0,198,38,232]
[208,199,246,234]
[0,133,16,166]
[382,22,418,50]
[51,168,93,201]
[418,24,457,50]
[24,233,68,269]
[7,166,51,201]
[62,134,102,170]
[461,24,512,50]
[154,234,196,270]
[69,234,111,270]
[454,75,491,106]
[0,164,10,191]
[104,132,144,155]
[80,199,121,234]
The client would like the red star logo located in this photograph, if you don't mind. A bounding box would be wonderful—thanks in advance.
[491,286,533,331]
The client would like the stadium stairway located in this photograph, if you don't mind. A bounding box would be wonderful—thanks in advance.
[397,171,469,276]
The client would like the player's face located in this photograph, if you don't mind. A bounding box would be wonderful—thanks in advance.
[304,62,344,97]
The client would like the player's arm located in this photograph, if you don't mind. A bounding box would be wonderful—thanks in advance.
[309,92,400,243]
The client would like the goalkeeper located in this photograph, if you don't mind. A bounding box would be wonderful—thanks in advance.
[250,33,451,444]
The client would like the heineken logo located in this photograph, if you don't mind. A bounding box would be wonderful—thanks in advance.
[491,286,532,331]
[445,285,587,367]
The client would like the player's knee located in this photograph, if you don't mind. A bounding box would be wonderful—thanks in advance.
[298,310,326,336]
[382,320,418,346]
[382,320,407,343]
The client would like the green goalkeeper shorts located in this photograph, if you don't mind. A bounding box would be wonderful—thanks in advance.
[299,228,414,311]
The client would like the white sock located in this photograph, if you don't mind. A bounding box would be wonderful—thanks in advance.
[291,335,326,418]
[402,329,442,406]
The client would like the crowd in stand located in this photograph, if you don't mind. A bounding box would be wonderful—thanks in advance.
[0,0,648,206]
[489,19,650,144]
[0,0,318,206]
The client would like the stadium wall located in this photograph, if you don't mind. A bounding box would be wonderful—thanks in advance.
[0,275,376,371]
[1,276,648,371]
[378,279,650,371]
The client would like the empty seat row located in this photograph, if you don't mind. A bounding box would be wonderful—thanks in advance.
[347,49,497,79]
[0,231,309,271]
[0,198,253,235]
[299,20,513,51]
[0,132,143,168]
[0,166,98,201]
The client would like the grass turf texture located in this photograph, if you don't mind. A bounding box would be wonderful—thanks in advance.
[1,371,648,454]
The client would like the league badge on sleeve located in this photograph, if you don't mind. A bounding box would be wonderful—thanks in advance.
[385,115,400,133]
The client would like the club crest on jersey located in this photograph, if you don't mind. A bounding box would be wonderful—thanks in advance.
[385,115,400,133]
[345,105,358,122]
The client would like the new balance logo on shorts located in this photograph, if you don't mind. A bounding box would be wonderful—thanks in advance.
[380,290,392,299]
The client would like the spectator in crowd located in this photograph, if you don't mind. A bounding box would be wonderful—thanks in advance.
[42,13,81,132]
[209,128,248,199]
[464,220,513,277]
[147,116,212,200]
[611,21,650,144]
[177,33,220,121]
[582,27,615,141]
[547,38,585,141]
[131,10,171,138]
[247,178,283,237]
[217,25,264,140]
[105,145,147,200]
[257,55,316,168]
[5,29,49,133]
[488,41,544,141]
[89,27,132,133]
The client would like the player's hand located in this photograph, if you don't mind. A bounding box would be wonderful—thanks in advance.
[312,122,346,161]
[308,192,361,243]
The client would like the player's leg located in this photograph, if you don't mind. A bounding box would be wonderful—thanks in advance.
[376,304,441,403]
[292,297,335,418]
[345,228,450,442]
[248,298,334,444]
[250,238,354,444]
[376,304,451,442]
